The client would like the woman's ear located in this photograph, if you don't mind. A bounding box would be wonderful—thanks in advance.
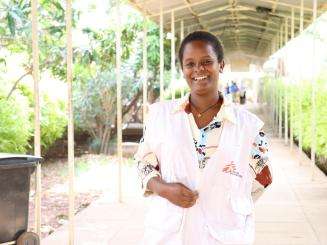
[219,60,225,73]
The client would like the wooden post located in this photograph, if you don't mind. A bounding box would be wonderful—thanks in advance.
[31,0,41,237]
[171,10,176,99]
[115,0,123,202]
[160,1,164,101]
[65,0,75,244]
[143,17,148,122]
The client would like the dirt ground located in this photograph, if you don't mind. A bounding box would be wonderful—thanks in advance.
[27,154,124,238]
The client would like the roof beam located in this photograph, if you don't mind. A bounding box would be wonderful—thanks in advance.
[257,0,317,12]
[219,30,274,39]
[254,0,279,56]
[238,14,280,26]
[128,0,153,16]
[223,36,270,43]
[196,4,235,17]
[182,0,206,30]
[164,3,312,27]
[229,0,240,50]
[148,0,214,17]
[222,36,272,43]
[165,11,232,26]
[209,21,280,33]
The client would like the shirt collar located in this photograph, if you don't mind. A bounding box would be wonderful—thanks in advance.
[172,92,236,124]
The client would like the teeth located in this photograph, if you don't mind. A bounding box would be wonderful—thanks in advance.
[194,76,208,81]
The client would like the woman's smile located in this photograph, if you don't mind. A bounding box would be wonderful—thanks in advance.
[192,75,211,89]
[192,75,209,81]
[182,40,221,95]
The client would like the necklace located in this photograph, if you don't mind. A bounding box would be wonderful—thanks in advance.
[189,97,220,118]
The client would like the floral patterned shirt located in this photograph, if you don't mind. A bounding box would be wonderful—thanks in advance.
[135,94,272,200]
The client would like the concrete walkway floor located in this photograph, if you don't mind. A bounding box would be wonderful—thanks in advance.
[42,138,327,245]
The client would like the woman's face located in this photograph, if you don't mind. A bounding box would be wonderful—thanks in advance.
[182,40,224,95]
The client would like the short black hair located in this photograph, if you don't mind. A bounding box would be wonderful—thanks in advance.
[178,31,224,67]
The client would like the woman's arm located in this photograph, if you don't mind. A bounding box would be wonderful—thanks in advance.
[249,131,273,202]
[135,138,198,207]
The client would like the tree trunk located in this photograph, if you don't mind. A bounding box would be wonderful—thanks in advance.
[6,68,32,99]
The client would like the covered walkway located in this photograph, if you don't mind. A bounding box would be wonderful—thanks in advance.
[42,105,327,245]
[14,0,326,244]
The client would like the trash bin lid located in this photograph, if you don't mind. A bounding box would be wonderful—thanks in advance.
[0,153,42,169]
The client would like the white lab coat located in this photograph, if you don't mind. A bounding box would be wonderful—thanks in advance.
[142,99,263,245]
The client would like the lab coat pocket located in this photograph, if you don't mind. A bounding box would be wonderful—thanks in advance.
[230,195,254,229]
[144,195,183,233]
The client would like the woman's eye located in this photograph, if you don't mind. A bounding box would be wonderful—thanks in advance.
[204,60,213,65]
[185,62,194,68]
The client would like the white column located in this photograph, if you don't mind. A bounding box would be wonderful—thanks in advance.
[160,2,164,101]
[311,0,317,180]
[115,0,123,202]
[180,20,184,44]
[280,24,283,48]
[31,0,41,237]
[300,0,304,33]
[284,18,288,145]
[65,0,75,244]
[290,8,295,151]
[180,19,184,97]
[298,0,304,164]
[171,10,176,99]
[278,84,282,139]
[275,82,279,136]
[143,17,148,122]
[273,81,278,135]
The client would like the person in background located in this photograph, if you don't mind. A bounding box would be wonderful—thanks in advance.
[239,83,247,105]
[135,31,272,245]
[230,81,239,103]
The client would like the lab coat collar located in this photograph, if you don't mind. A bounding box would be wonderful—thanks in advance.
[172,92,236,124]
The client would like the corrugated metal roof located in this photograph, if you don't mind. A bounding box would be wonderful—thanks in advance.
[128,0,326,63]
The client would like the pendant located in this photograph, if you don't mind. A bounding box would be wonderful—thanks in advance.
[197,113,202,118]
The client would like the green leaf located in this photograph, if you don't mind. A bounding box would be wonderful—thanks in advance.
[6,13,15,36]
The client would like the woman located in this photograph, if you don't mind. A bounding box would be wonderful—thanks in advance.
[135,31,272,245]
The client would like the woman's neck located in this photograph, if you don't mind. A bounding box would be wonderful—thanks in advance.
[190,90,220,112]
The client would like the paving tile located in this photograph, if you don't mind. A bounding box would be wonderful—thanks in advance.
[43,134,327,245]
[254,222,320,245]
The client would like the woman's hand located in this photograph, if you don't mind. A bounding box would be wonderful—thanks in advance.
[147,177,199,208]
[162,183,199,208]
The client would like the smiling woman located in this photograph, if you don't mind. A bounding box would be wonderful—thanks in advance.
[135,31,272,245]
[179,32,224,98]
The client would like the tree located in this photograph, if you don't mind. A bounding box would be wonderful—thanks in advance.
[0,0,173,154]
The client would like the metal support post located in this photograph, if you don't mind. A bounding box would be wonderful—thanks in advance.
[171,10,176,99]
[66,0,75,243]
[115,0,123,202]
[160,1,164,101]
[284,18,288,145]
[31,0,41,237]
[143,17,148,122]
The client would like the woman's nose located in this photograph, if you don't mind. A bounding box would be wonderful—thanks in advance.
[194,63,205,72]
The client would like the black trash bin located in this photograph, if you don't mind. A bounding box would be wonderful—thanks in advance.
[0,153,42,244]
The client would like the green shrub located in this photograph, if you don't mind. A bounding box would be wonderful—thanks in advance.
[0,89,31,153]
[40,95,67,151]
[18,84,67,152]
[263,74,327,158]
